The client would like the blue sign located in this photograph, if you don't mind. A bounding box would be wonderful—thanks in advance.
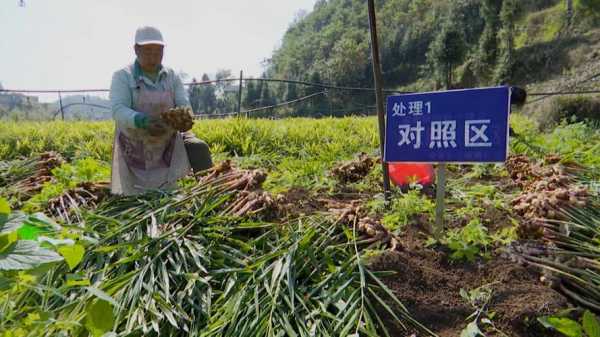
[384,86,510,163]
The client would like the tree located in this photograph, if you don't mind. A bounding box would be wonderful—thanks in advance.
[427,18,466,88]
[306,72,328,116]
[214,69,235,114]
[577,0,600,20]
[285,82,298,102]
[200,74,217,114]
[476,0,503,82]
[261,81,276,107]
[189,74,217,115]
[188,78,201,114]
[567,0,574,26]
[215,69,232,93]
[494,0,518,84]
[243,79,259,109]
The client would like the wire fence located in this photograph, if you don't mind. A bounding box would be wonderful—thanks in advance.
[1,76,600,121]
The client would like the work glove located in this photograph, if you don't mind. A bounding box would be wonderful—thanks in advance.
[147,116,170,137]
[133,113,169,137]
[133,113,150,129]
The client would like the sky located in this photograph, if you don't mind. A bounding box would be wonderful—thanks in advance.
[0,0,317,96]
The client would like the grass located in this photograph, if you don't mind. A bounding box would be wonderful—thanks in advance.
[0,118,379,194]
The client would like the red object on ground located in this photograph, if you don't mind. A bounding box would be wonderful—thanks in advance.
[388,163,435,186]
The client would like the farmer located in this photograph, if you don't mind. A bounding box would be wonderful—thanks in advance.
[109,26,212,195]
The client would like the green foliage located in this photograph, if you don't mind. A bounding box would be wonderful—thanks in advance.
[0,199,9,222]
[57,244,85,270]
[53,158,109,184]
[0,201,65,271]
[268,0,571,95]
[494,0,518,83]
[577,0,600,23]
[444,219,492,262]
[460,283,508,337]
[0,186,434,336]
[243,79,260,109]
[271,0,447,92]
[84,299,115,337]
[538,310,600,337]
[538,96,600,130]
[23,158,110,212]
[381,189,435,232]
[0,121,114,161]
[427,15,467,86]
[510,114,600,172]
[0,241,63,271]
[0,111,598,335]
[475,0,503,82]
[189,74,217,115]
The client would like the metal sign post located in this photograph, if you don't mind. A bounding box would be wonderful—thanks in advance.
[237,70,243,117]
[58,91,64,121]
[434,163,446,239]
[367,0,392,204]
[384,86,511,237]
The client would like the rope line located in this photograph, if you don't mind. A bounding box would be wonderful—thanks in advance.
[2,80,600,97]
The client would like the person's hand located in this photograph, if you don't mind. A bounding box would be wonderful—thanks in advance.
[134,113,150,129]
[147,116,169,137]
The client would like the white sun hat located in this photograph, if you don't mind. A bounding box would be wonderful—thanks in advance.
[135,26,165,46]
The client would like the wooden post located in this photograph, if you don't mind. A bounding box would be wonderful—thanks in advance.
[367,0,392,204]
[58,91,64,121]
[237,70,243,117]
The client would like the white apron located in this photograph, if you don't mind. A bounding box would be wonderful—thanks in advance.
[111,77,191,196]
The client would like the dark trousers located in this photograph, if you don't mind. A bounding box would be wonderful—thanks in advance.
[182,131,213,172]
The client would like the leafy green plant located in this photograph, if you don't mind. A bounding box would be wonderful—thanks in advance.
[51,158,110,184]
[0,198,63,271]
[444,219,492,262]
[381,189,435,232]
[538,310,600,337]
[23,158,110,212]
[459,283,508,337]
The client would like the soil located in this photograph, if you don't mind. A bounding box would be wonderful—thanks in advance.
[278,185,570,337]
[369,232,567,337]
[276,187,374,219]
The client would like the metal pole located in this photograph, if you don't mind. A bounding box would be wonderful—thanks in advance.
[58,91,64,120]
[434,73,452,239]
[434,163,446,239]
[237,70,243,118]
[367,0,391,204]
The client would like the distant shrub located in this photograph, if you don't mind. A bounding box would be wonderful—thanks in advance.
[537,96,600,129]
[520,0,560,12]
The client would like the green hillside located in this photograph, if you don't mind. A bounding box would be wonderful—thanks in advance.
[268,0,600,91]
